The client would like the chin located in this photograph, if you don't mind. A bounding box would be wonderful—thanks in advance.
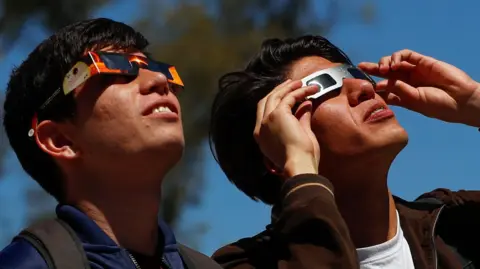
[139,131,184,163]
[156,137,184,154]
[365,124,409,161]
[165,140,185,162]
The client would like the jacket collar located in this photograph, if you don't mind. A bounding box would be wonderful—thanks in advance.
[55,204,179,250]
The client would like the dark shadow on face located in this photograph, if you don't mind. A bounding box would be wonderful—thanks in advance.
[63,52,185,192]
[288,56,408,181]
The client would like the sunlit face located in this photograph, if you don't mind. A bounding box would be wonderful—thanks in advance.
[289,56,408,170]
[66,51,184,190]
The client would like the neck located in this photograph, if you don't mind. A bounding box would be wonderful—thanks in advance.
[76,194,160,255]
[321,157,397,248]
[61,158,172,255]
[68,173,163,255]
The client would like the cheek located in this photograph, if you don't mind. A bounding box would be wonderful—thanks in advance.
[311,104,348,141]
[311,103,365,155]
[77,92,138,152]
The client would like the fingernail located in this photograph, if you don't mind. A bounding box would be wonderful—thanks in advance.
[361,82,371,91]
[391,96,401,105]
[283,79,291,84]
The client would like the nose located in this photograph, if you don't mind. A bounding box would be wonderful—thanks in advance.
[342,78,375,106]
[136,68,170,95]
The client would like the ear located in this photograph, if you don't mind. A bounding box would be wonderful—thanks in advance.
[35,120,78,160]
[263,157,283,176]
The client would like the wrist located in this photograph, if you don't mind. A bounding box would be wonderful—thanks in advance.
[464,82,480,127]
[283,153,318,178]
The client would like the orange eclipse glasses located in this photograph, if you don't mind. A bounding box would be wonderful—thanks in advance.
[28,51,184,138]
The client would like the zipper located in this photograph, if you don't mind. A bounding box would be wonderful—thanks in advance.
[127,250,172,269]
[127,251,141,269]
[431,204,446,269]
[162,257,172,269]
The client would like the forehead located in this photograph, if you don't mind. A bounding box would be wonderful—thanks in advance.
[96,46,146,57]
[288,56,342,80]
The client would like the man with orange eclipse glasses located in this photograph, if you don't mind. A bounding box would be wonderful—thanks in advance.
[0,18,221,269]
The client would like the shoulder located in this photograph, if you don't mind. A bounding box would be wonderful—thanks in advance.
[212,230,274,269]
[178,244,223,268]
[178,243,212,260]
[395,189,480,213]
[0,238,47,269]
[417,188,480,207]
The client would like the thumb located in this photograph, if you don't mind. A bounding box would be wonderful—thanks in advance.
[384,92,402,106]
[296,102,321,166]
[295,101,313,130]
[376,79,420,108]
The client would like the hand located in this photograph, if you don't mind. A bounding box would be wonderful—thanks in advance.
[358,49,480,127]
[254,79,320,178]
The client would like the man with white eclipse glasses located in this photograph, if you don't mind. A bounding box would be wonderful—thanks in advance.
[302,63,376,100]
[209,35,480,268]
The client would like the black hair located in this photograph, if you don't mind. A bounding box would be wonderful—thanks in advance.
[209,35,353,205]
[3,18,149,201]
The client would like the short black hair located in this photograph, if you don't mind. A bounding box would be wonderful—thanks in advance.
[3,18,149,201]
[209,35,353,205]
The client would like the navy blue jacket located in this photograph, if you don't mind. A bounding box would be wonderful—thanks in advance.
[0,205,186,269]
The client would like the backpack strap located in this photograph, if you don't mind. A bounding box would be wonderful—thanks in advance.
[14,218,90,269]
[414,197,474,269]
[178,244,223,269]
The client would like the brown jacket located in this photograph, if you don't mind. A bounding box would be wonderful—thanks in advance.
[212,174,479,269]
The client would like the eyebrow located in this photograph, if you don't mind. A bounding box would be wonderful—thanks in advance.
[142,51,153,58]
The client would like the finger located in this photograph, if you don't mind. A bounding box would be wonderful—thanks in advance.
[378,56,392,74]
[375,81,402,106]
[271,79,293,94]
[255,79,292,138]
[264,80,302,117]
[278,85,319,111]
[358,62,382,77]
[295,101,313,129]
[391,50,415,71]
[263,79,293,102]
[384,92,402,106]
[254,98,267,139]
[391,61,416,72]
[376,79,420,109]
[391,50,405,68]
[375,79,390,91]
[262,79,293,105]
[296,101,321,163]
[364,63,415,83]
[375,86,391,101]
[359,61,415,79]
[391,49,436,68]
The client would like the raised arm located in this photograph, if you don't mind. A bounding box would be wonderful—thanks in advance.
[359,49,480,128]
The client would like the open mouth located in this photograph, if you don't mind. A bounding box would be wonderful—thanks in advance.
[143,102,178,117]
[149,105,173,114]
[370,106,385,117]
[364,102,394,123]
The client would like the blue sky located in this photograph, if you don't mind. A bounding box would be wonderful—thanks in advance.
[1,0,480,256]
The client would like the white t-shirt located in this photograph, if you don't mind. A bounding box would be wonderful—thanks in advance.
[356,210,415,269]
